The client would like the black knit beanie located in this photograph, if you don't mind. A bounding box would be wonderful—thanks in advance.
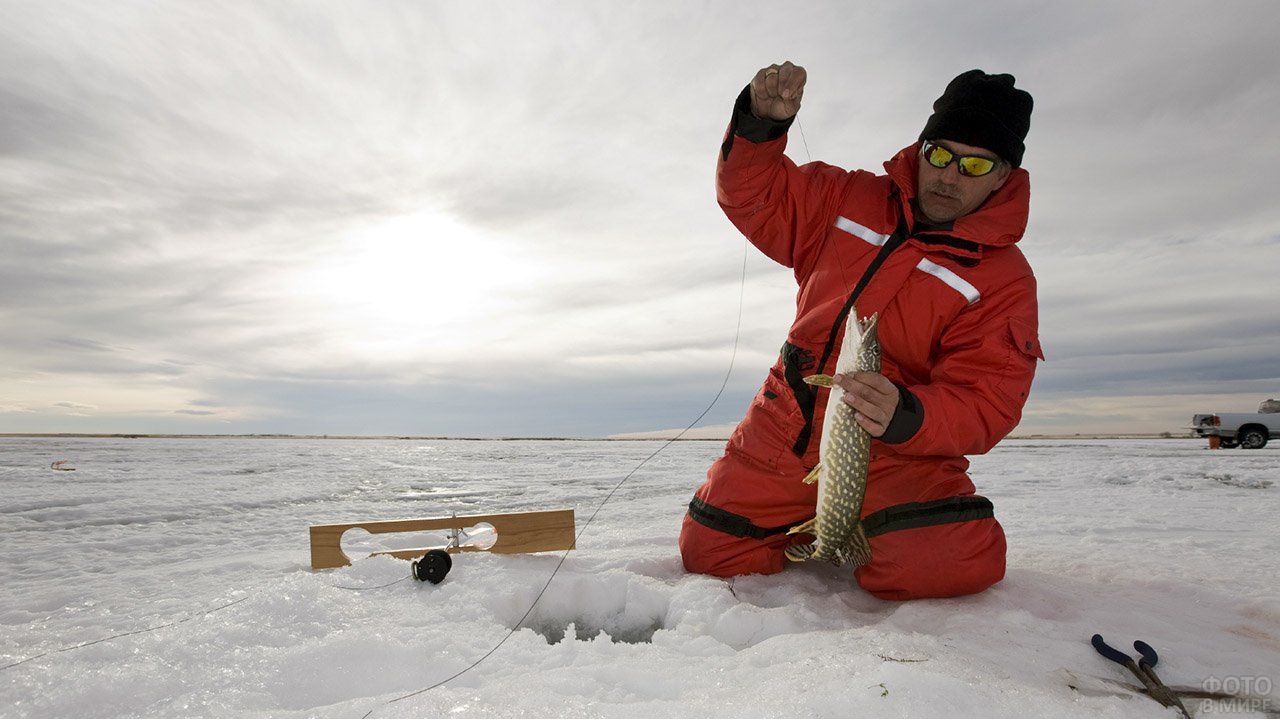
[919,69,1033,167]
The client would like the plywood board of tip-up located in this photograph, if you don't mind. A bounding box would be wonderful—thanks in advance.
[309,508,576,570]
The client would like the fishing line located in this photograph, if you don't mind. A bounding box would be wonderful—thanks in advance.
[331,576,411,591]
[374,116,818,713]
[1,572,414,673]
[0,596,250,672]
[2,569,420,673]
[796,118,856,294]
[366,234,752,712]
[796,118,859,299]
[797,118,813,164]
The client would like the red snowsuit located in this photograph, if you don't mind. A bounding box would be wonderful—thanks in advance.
[679,107,1043,601]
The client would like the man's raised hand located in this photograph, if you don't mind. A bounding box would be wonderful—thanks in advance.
[749,61,806,121]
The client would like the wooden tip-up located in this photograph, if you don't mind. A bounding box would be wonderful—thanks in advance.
[309,508,576,570]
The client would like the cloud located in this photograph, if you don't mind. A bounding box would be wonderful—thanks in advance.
[52,401,97,410]
[1,0,1278,437]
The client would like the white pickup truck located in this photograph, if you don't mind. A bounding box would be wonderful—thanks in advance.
[1190,411,1280,449]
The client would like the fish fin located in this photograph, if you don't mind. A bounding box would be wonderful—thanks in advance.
[787,517,815,536]
[802,374,835,387]
[800,465,821,485]
[847,524,873,567]
[785,543,815,562]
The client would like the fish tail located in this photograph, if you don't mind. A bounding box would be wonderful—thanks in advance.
[786,517,818,562]
[848,524,873,567]
[785,543,815,562]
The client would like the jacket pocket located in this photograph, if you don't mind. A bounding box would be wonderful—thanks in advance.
[1007,317,1044,361]
[996,317,1044,403]
[779,340,822,458]
[730,355,808,472]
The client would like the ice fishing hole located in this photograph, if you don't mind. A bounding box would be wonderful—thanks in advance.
[518,617,666,645]
[509,575,671,645]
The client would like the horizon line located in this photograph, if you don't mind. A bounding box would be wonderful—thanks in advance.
[1,431,1200,441]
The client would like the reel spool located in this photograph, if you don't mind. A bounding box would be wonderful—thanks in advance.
[411,548,452,584]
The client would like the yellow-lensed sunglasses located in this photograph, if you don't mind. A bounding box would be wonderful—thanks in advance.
[921,141,1000,177]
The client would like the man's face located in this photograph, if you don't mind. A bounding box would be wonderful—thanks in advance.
[915,139,1012,224]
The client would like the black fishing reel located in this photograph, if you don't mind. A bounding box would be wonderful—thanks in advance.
[410,548,452,584]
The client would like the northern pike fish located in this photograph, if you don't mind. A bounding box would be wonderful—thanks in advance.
[784,309,879,567]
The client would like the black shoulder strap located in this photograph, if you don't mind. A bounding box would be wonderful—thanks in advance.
[814,216,909,377]
[788,212,908,457]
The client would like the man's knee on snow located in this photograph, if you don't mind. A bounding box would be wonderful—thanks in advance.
[854,518,1007,601]
[679,513,787,577]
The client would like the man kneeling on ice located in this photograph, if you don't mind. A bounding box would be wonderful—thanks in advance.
[681,63,1043,600]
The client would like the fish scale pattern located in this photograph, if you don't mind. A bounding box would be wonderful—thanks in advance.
[785,310,879,566]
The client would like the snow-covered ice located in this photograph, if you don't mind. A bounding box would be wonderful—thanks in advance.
[2,436,1277,718]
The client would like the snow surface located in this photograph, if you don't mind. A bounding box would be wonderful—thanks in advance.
[2,436,1277,718]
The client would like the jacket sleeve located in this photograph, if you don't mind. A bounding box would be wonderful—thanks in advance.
[890,272,1043,457]
[716,86,854,280]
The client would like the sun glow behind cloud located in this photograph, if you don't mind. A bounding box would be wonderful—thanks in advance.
[286,209,546,366]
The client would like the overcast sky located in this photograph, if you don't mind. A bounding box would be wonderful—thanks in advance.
[2,0,1278,438]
